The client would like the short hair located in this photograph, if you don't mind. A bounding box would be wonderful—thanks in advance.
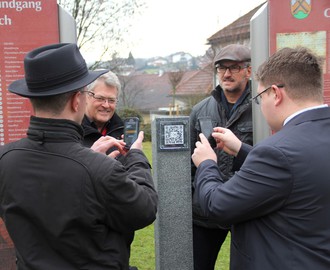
[30,91,78,115]
[255,47,324,102]
[87,71,121,96]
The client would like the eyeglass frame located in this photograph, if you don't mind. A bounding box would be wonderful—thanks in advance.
[215,63,250,74]
[83,90,118,105]
[251,84,285,105]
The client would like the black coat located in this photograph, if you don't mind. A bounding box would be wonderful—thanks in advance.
[82,113,133,249]
[0,116,158,269]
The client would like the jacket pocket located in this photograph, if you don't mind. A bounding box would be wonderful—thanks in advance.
[237,122,252,133]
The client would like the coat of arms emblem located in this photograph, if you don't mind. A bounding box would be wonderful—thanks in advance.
[291,0,312,19]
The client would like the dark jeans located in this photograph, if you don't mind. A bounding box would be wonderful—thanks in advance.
[193,224,229,270]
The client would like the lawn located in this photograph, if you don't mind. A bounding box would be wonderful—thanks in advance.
[129,142,230,269]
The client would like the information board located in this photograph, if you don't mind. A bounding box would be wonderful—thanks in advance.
[269,0,330,104]
[0,0,59,144]
[0,1,59,268]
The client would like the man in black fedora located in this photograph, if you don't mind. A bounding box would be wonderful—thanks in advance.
[0,43,158,270]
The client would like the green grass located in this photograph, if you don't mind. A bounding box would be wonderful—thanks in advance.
[130,142,230,269]
[130,224,156,270]
[215,235,230,270]
[142,141,152,165]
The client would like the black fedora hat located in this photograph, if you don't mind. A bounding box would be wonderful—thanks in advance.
[8,43,108,97]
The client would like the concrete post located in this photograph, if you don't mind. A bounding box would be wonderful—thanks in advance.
[151,116,193,270]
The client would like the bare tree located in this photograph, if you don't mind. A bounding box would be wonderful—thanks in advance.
[118,74,145,108]
[168,70,185,108]
[57,0,145,68]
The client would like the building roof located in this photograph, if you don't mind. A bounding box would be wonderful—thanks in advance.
[207,3,266,46]
[174,64,214,96]
[118,72,175,112]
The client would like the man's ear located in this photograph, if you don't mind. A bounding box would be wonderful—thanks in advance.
[246,65,252,79]
[273,85,284,106]
[71,91,81,112]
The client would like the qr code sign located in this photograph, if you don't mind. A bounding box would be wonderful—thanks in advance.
[164,124,184,145]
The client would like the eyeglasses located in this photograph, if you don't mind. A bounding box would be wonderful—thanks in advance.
[85,90,118,105]
[251,84,285,105]
[215,64,249,74]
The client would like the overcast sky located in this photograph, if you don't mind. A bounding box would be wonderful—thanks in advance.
[126,0,266,58]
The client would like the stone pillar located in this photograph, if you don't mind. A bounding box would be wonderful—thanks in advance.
[152,116,193,270]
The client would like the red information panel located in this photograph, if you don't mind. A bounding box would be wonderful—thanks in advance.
[269,0,330,104]
[0,1,59,268]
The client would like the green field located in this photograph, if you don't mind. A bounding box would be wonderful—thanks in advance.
[129,142,230,269]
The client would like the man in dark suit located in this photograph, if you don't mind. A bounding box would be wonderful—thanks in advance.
[191,47,330,269]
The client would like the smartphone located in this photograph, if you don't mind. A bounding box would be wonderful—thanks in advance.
[124,117,140,149]
[198,117,217,148]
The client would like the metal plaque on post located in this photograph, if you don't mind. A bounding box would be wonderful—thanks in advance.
[156,117,189,151]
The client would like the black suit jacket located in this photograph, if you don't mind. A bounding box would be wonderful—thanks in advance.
[195,107,330,270]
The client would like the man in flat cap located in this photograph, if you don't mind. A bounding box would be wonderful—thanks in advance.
[0,43,158,270]
[189,44,253,270]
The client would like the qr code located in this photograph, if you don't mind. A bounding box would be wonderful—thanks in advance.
[164,124,184,145]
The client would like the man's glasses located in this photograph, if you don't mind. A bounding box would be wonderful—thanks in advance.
[85,91,118,105]
[216,64,249,74]
[251,84,284,105]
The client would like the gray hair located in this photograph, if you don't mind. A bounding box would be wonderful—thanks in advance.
[87,71,121,96]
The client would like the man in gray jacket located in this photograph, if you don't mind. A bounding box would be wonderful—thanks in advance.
[190,44,253,270]
[0,43,158,270]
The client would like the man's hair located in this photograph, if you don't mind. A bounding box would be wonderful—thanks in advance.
[255,47,324,102]
[87,71,121,96]
[30,91,78,115]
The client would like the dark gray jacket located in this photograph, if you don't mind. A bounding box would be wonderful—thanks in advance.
[194,107,330,269]
[190,83,253,228]
[0,116,158,270]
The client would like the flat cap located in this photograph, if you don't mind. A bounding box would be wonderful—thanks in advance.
[214,44,251,66]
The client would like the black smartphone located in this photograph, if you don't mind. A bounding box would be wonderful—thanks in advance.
[124,117,140,149]
[198,117,217,148]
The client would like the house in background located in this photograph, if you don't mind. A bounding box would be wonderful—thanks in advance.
[171,63,214,110]
[206,3,265,59]
[117,72,186,123]
[118,2,265,122]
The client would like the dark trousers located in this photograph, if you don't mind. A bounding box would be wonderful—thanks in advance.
[193,224,229,270]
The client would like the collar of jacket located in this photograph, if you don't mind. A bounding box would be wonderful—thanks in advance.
[211,81,251,119]
[82,112,124,136]
[283,106,330,129]
[27,116,84,143]
[211,80,251,105]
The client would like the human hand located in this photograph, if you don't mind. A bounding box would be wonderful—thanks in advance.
[129,131,144,151]
[212,127,242,157]
[91,136,126,157]
[192,133,217,167]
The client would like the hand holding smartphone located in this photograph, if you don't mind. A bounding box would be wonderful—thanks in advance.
[123,117,140,149]
[198,117,217,148]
